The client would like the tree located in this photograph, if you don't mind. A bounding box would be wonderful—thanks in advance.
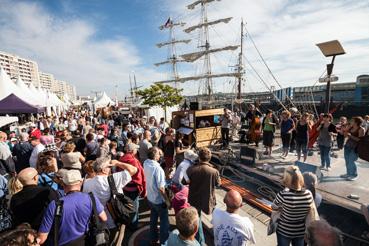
[136,83,183,122]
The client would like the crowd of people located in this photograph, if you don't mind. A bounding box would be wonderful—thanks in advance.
[0,110,255,246]
[0,107,367,246]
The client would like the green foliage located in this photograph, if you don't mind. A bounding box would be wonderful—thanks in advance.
[136,84,183,108]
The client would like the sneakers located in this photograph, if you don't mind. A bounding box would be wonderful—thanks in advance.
[327,167,332,171]
[340,174,349,178]
[347,176,358,181]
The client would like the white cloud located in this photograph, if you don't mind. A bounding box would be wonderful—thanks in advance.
[164,0,369,95]
[0,0,164,98]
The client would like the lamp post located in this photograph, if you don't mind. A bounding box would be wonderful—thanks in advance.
[316,40,345,113]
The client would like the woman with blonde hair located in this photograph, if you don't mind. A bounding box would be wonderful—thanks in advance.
[272,165,314,246]
[60,142,85,170]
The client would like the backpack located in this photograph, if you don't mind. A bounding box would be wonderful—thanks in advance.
[106,175,135,226]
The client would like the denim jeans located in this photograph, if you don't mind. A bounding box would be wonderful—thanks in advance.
[319,145,331,168]
[344,145,358,177]
[277,233,304,246]
[125,190,140,230]
[195,209,205,245]
[221,127,230,147]
[148,201,169,244]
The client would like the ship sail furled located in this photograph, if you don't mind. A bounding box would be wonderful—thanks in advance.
[155,72,241,84]
[187,0,221,10]
[184,17,232,33]
[180,45,239,62]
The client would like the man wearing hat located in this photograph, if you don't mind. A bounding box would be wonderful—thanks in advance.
[172,149,198,185]
[82,157,137,240]
[38,169,108,245]
[119,142,146,229]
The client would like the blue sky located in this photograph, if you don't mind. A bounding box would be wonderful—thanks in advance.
[1,0,369,98]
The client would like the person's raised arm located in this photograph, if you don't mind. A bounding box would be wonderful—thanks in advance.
[111,160,138,176]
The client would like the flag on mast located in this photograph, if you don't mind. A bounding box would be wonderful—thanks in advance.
[164,17,173,28]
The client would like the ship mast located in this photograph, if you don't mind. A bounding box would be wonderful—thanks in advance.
[236,20,245,112]
[155,18,191,88]
[154,0,241,102]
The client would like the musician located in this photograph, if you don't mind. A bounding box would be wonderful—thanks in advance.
[245,104,262,123]
[246,104,262,147]
[219,108,232,148]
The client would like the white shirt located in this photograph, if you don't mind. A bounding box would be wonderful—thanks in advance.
[29,143,45,168]
[172,159,192,184]
[82,171,132,228]
[212,208,256,246]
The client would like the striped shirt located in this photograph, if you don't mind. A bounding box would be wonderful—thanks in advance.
[272,188,313,238]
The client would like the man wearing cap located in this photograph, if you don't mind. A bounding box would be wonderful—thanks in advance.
[119,142,146,229]
[38,169,108,245]
[172,149,198,185]
[10,167,58,230]
[82,157,137,235]
[29,136,45,169]
[29,123,41,139]
[12,133,33,173]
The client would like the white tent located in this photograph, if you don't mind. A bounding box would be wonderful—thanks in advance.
[15,78,41,106]
[0,66,19,101]
[94,92,115,108]
[28,84,46,107]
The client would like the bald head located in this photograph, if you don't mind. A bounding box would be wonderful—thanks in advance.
[144,130,151,140]
[224,190,243,212]
[18,167,38,186]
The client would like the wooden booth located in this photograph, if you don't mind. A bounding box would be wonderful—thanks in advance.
[172,108,224,148]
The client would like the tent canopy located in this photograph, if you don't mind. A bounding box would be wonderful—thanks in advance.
[0,116,18,128]
[0,94,45,114]
[94,92,115,108]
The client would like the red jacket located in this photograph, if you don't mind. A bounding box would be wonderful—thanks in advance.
[119,153,146,197]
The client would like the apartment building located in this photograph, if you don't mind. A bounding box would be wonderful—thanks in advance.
[0,51,40,86]
[39,72,55,91]
[0,50,77,101]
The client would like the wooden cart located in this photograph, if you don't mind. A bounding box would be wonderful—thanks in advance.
[172,108,224,148]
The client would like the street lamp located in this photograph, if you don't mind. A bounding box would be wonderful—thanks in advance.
[316,40,345,113]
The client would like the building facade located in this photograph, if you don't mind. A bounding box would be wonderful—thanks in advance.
[0,50,77,101]
[0,51,40,86]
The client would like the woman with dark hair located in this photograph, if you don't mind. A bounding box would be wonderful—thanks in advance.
[175,132,187,166]
[341,116,365,181]
[37,151,59,190]
[262,109,277,157]
[280,111,295,158]
[0,225,40,246]
[317,114,337,171]
[295,113,312,162]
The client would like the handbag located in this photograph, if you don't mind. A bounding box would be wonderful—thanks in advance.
[267,210,280,236]
[305,200,320,228]
[106,175,136,226]
[86,192,109,246]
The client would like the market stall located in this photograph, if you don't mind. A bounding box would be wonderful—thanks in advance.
[172,108,223,148]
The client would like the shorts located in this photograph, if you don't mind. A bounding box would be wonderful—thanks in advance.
[281,133,292,149]
[263,131,274,147]
[296,140,308,154]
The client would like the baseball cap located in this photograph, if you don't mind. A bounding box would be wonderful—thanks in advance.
[62,170,83,185]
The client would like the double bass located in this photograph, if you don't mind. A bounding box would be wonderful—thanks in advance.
[247,106,262,146]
